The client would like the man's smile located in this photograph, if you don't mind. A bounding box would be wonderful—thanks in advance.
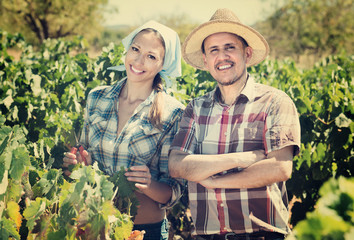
[216,61,234,71]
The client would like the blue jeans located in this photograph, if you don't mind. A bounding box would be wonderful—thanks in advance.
[133,218,169,240]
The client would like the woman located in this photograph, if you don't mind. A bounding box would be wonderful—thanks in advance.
[63,20,185,239]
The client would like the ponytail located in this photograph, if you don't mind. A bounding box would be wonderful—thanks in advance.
[149,74,164,129]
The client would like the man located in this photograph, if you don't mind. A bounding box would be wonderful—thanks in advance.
[169,8,301,240]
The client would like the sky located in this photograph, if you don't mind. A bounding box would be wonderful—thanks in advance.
[104,0,286,27]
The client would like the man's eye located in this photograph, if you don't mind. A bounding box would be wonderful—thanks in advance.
[210,49,218,54]
[226,46,235,51]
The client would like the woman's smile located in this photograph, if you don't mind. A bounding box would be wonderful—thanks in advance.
[131,65,144,74]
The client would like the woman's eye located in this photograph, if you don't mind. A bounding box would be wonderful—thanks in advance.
[131,46,138,52]
[148,55,156,60]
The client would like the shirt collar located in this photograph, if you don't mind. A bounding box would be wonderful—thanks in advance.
[242,74,256,102]
[211,73,256,105]
[105,77,127,99]
[104,77,157,106]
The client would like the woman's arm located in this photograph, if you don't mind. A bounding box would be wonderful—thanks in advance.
[125,165,172,204]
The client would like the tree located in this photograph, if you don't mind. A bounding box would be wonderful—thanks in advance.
[257,0,354,61]
[0,0,112,44]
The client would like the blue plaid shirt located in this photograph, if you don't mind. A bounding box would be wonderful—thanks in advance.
[80,78,185,207]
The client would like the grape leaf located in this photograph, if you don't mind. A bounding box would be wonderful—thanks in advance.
[99,175,114,200]
[335,113,351,128]
[70,164,95,185]
[6,201,22,230]
[90,213,105,239]
[57,202,77,227]
[0,134,10,157]
[23,198,47,231]
[31,75,42,97]
[46,229,67,240]
[9,146,30,181]
[34,169,62,199]
[101,200,117,221]
[112,213,134,240]
[109,166,139,216]
[0,169,8,195]
[0,218,21,240]
[0,115,5,125]
[6,179,22,203]
[68,180,85,204]
[0,148,12,171]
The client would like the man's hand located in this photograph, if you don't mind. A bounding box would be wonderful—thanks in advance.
[198,176,215,189]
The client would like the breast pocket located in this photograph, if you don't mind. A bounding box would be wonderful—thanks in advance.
[237,127,264,151]
[128,124,162,161]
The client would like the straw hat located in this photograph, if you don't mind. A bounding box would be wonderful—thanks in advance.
[182,8,269,70]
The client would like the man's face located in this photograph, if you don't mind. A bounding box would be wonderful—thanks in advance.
[202,32,252,86]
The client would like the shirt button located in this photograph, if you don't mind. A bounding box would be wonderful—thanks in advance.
[220,203,224,207]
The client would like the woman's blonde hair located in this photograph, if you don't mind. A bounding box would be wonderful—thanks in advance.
[135,28,166,129]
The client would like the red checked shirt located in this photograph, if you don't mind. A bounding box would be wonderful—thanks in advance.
[170,75,301,235]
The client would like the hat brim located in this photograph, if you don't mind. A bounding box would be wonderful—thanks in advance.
[182,20,269,70]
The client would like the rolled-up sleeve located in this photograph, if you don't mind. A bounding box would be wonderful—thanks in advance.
[264,93,301,156]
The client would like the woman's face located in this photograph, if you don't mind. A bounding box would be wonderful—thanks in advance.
[125,31,165,85]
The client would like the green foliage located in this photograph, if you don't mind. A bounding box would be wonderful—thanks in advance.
[0,114,136,239]
[172,60,216,105]
[0,33,125,169]
[249,54,353,225]
[0,118,135,239]
[288,177,354,240]
[0,31,134,239]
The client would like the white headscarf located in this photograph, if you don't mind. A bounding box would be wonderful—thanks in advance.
[108,20,182,88]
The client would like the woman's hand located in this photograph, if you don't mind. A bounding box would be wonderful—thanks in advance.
[125,165,173,204]
[125,165,151,191]
[62,150,92,176]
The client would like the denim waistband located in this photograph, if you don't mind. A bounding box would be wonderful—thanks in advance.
[133,220,164,230]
